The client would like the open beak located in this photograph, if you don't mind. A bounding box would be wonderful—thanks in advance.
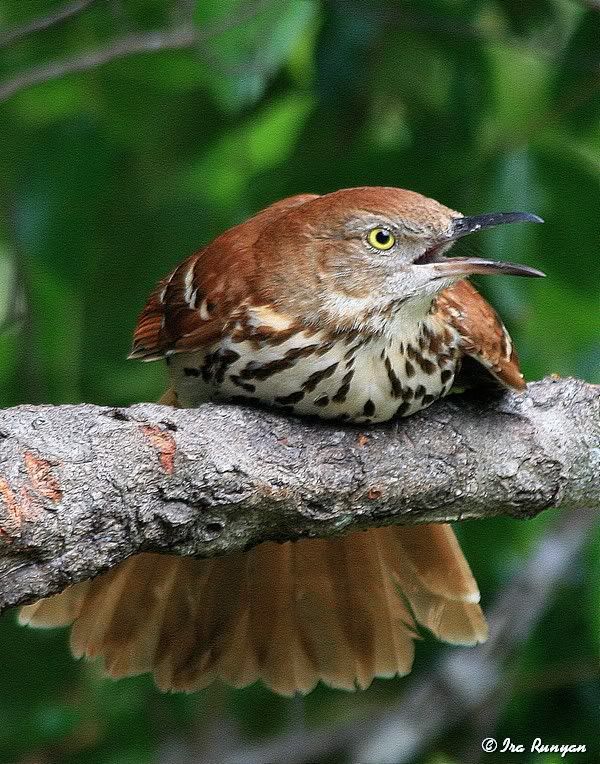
[417,211,546,278]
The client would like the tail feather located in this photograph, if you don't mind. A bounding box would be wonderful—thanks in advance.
[377,527,488,645]
[321,532,416,690]
[392,524,481,602]
[154,557,221,691]
[19,524,487,695]
[323,536,375,689]
[19,581,90,628]
[102,555,183,677]
[70,556,146,662]
[158,554,248,690]
[367,529,418,678]
[246,542,317,695]
[290,537,369,692]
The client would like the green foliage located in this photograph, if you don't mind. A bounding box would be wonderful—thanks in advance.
[0,1,598,762]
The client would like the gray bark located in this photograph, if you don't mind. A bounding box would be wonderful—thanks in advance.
[0,376,598,612]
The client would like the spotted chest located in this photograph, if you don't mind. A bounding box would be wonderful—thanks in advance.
[168,307,463,423]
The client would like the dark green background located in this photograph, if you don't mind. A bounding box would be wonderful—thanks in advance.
[0,1,598,762]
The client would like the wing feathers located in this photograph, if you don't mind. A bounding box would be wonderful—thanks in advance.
[129,193,319,361]
[435,280,526,390]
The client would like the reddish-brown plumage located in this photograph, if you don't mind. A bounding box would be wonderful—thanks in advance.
[131,187,532,408]
[131,193,318,360]
[22,187,543,695]
[435,279,526,390]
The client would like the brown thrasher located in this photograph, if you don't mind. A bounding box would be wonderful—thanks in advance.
[21,187,544,695]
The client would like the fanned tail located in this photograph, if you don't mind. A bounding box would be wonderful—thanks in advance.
[20,524,486,695]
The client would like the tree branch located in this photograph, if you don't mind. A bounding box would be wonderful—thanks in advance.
[0,0,97,49]
[576,0,600,12]
[0,377,598,613]
[0,26,197,103]
[0,0,275,104]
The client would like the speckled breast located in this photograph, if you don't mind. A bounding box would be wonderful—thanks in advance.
[168,312,463,424]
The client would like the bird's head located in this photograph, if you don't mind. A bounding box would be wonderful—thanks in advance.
[256,186,544,332]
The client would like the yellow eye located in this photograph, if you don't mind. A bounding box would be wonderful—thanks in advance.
[367,227,395,251]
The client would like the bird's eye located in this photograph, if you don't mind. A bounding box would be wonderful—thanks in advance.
[367,227,395,251]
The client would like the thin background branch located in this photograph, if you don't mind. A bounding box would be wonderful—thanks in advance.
[0,0,275,104]
[0,0,598,105]
[0,27,197,103]
[577,0,600,11]
[0,0,98,48]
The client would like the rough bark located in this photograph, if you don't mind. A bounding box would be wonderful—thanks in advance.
[0,376,598,612]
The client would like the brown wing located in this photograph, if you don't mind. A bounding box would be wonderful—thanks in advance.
[130,194,319,361]
[434,279,526,390]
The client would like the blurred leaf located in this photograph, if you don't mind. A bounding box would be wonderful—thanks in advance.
[0,245,15,326]
[184,92,313,206]
[552,10,600,131]
[484,46,550,143]
[227,683,291,738]
[532,145,600,296]
[587,522,600,653]
[28,259,83,403]
[201,0,317,111]
[497,0,559,37]
[32,703,81,740]
[315,0,378,107]
[11,79,95,126]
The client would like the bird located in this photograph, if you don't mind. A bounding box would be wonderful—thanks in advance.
[20,187,544,696]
